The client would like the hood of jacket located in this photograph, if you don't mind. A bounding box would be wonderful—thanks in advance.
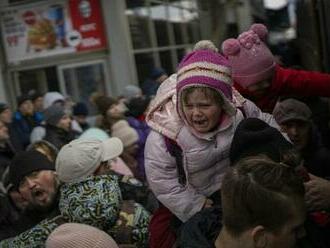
[146,74,183,140]
[146,74,246,141]
[59,175,122,231]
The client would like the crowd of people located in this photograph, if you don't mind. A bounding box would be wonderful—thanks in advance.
[0,23,330,247]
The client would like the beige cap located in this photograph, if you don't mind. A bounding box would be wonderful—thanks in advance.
[111,120,139,147]
[55,138,123,183]
[46,223,119,248]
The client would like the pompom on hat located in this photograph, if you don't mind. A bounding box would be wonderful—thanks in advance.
[176,40,236,117]
[222,24,276,88]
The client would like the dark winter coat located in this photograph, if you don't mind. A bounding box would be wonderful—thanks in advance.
[10,112,42,150]
[12,203,60,236]
[0,142,15,180]
[0,194,21,241]
[179,206,222,248]
[302,126,330,179]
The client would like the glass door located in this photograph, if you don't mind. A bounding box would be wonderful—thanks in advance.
[57,59,110,108]
[13,66,59,96]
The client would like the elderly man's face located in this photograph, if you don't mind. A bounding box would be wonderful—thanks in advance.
[18,170,59,212]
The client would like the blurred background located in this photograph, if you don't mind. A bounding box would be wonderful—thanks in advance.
[0,0,329,107]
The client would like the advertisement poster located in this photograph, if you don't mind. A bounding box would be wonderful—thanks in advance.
[0,0,107,64]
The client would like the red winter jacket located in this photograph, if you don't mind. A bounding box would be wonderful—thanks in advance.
[234,65,330,113]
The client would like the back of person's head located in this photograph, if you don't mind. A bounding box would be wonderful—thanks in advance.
[150,67,166,80]
[94,96,118,116]
[73,102,89,117]
[222,23,276,88]
[46,223,119,248]
[221,156,305,238]
[127,96,151,118]
[230,118,294,164]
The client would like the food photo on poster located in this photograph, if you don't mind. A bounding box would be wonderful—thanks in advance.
[0,0,107,64]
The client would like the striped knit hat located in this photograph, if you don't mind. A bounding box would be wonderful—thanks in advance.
[176,40,236,118]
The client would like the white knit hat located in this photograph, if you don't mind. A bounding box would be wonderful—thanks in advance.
[43,92,65,109]
[111,120,139,147]
[46,223,119,248]
[56,138,123,183]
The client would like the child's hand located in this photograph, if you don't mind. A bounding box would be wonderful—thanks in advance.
[203,198,213,209]
[304,174,330,211]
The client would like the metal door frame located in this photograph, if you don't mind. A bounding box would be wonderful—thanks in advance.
[56,59,111,97]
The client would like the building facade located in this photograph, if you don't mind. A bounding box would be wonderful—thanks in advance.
[0,0,213,107]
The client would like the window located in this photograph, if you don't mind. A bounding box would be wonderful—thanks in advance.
[125,0,201,84]
[57,60,108,109]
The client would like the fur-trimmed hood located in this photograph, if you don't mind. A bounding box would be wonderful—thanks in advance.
[146,73,247,141]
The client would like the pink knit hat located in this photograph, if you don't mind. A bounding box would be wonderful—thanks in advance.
[222,23,276,88]
[177,40,236,117]
[46,223,119,248]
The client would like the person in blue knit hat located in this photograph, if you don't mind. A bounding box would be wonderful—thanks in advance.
[73,102,90,131]
[141,67,168,97]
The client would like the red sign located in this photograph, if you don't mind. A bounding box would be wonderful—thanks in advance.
[68,0,106,52]
[0,0,107,64]
[22,11,36,25]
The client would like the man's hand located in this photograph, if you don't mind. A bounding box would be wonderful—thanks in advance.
[304,174,330,211]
